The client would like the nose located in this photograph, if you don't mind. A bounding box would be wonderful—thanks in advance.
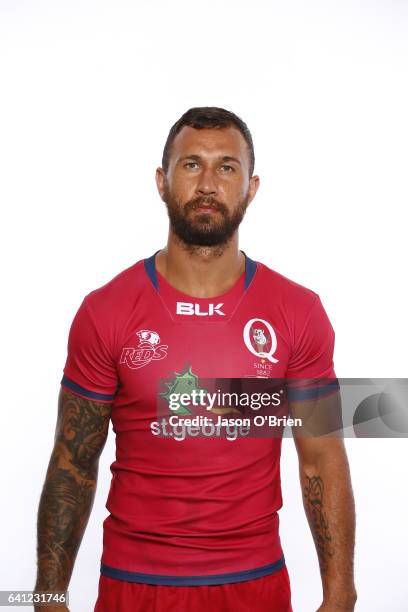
[196,167,218,196]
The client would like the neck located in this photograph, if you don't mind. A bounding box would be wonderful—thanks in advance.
[155,230,245,298]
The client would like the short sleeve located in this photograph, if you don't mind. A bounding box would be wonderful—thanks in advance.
[286,295,339,401]
[61,296,119,402]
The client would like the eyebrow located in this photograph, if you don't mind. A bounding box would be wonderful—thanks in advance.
[178,154,241,165]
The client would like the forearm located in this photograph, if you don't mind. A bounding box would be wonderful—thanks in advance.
[300,447,357,608]
[35,449,97,591]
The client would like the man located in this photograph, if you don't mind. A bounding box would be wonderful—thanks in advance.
[35,107,357,611]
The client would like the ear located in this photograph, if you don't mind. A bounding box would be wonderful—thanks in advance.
[155,167,166,201]
[247,174,260,206]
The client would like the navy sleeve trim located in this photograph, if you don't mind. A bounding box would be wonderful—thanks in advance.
[287,379,340,401]
[60,375,116,401]
[100,555,285,586]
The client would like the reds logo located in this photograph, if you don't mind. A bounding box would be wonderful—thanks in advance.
[120,329,168,370]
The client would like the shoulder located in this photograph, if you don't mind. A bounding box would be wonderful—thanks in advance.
[254,260,319,313]
[253,261,336,375]
[83,258,148,322]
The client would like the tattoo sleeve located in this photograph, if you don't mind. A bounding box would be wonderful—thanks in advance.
[299,444,356,604]
[303,475,335,574]
[34,388,112,591]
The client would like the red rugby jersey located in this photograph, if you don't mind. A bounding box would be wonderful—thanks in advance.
[61,251,337,586]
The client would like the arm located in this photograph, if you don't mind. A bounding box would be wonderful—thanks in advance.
[34,387,112,610]
[291,394,357,611]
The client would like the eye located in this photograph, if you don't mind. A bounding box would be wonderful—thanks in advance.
[220,164,234,173]
[184,162,199,170]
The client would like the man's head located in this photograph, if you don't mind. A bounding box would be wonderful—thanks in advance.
[156,107,259,248]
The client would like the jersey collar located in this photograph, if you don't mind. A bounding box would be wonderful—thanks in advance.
[144,250,257,292]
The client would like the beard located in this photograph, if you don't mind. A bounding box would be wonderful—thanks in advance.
[162,184,250,247]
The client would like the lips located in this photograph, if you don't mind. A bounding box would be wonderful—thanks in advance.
[194,205,218,213]
[192,201,222,212]
[185,199,226,216]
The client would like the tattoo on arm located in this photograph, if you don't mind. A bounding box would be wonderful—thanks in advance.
[303,475,335,574]
[35,389,112,590]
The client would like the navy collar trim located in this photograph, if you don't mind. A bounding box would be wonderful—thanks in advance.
[144,250,257,292]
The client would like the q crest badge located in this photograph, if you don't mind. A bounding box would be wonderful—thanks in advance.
[243,318,279,377]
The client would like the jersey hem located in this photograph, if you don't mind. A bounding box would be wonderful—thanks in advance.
[100,555,286,586]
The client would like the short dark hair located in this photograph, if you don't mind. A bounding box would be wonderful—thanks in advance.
[162,107,255,176]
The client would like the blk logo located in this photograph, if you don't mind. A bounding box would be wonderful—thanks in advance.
[176,302,225,316]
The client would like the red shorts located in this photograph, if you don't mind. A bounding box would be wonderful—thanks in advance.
[94,566,293,612]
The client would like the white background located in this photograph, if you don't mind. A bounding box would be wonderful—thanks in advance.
[1,1,407,610]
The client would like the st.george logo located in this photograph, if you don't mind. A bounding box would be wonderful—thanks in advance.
[120,329,168,370]
[243,318,279,363]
